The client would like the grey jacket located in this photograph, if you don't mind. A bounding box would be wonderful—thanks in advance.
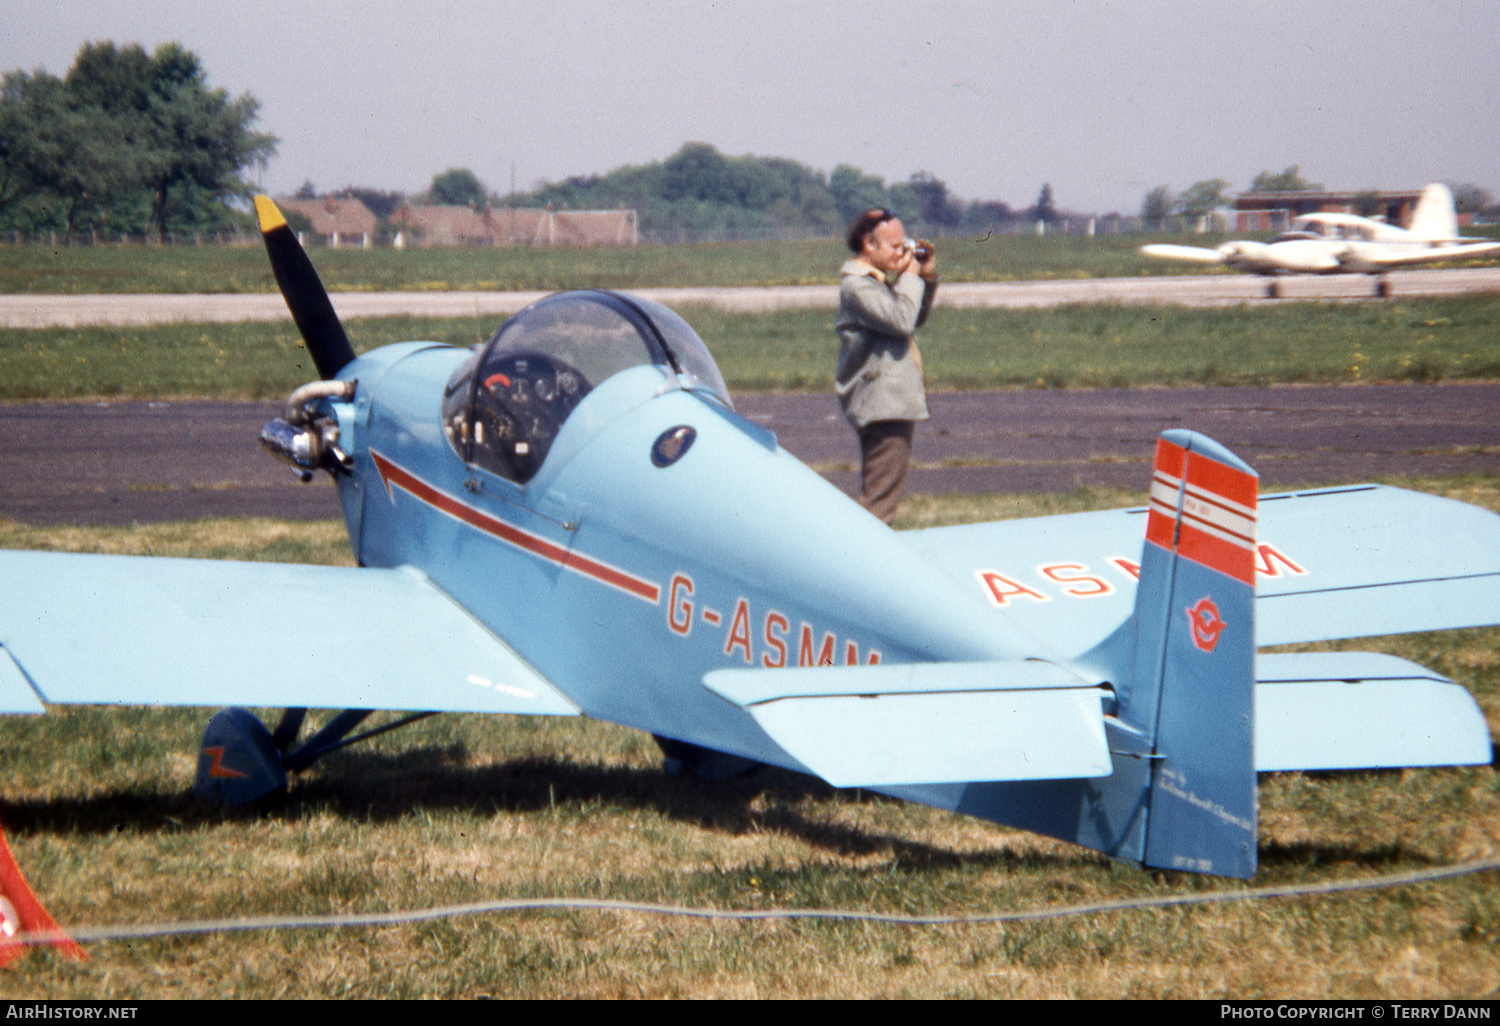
[834,259,936,429]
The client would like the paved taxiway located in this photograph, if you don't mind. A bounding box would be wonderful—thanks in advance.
[2,266,1499,327]
[3,383,1498,525]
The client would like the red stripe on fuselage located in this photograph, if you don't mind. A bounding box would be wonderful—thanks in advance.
[371,451,661,604]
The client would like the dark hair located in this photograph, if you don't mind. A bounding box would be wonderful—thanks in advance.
[846,207,895,254]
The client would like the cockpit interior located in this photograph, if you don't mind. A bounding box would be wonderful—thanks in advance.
[441,291,731,484]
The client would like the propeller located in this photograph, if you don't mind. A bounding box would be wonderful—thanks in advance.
[254,195,357,380]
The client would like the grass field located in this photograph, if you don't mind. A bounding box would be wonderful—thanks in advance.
[0,234,1224,295]
[5,293,1500,400]
[4,229,1497,295]
[1,482,1497,999]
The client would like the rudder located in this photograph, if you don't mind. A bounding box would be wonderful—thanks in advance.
[1125,430,1259,878]
[1407,183,1458,242]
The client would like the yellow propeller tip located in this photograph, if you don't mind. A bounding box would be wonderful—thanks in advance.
[254,195,287,233]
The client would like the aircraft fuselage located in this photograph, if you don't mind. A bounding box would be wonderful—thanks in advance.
[335,341,1054,771]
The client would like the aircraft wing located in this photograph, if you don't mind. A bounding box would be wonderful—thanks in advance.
[1356,239,1500,269]
[1140,243,1226,264]
[903,484,1500,655]
[1253,485,1500,644]
[0,550,578,717]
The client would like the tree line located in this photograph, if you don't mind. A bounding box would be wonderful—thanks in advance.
[0,42,275,239]
[329,144,1056,239]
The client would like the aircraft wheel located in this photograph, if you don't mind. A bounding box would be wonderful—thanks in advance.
[195,708,288,804]
[1265,280,1280,299]
[1375,278,1390,298]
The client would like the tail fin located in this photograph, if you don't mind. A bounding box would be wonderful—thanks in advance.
[1407,183,1459,242]
[1123,430,1259,878]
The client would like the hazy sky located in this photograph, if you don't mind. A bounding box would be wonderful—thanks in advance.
[3,1,1495,214]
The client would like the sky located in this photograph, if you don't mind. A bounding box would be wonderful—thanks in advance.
[2,0,1495,215]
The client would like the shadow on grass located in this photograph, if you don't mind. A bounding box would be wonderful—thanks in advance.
[0,743,1458,879]
[3,747,1012,870]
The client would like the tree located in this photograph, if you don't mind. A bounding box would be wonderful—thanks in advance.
[1141,185,1174,230]
[1030,183,1057,225]
[962,200,1015,234]
[0,69,67,225]
[1352,190,1383,218]
[885,180,921,226]
[1448,183,1494,216]
[1177,179,1229,220]
[1249,166,1321,193]
[429,167,486,207]
[62,41,276,239]
[908,171,962,228]
[337,186,405,221]
[660,142,733,204]
[828,164,887,225]
[0,42,276,237]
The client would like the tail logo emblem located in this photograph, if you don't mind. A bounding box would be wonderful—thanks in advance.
[1187,596,1227,652]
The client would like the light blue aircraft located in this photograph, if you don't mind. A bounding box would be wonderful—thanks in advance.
[1,197,1496,880]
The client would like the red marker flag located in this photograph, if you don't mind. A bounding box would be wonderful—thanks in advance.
[0,817,84,967]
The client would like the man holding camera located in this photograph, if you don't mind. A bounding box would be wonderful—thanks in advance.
[834,207,938,524]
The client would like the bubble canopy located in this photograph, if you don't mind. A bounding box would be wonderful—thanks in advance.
[442,291,731,484]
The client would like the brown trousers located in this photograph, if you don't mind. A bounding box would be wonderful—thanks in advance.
[857,420,915,525]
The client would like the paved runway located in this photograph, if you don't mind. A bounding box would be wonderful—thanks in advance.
[2,266,1499,327]
[3,383,1497,525]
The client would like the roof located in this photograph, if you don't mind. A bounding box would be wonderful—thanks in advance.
[391,204,638,246]
[275,197,377,237]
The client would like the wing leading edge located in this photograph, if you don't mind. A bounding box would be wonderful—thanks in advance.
[0,550,578,717]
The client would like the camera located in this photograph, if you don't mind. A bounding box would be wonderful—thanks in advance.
[904,238,934,263]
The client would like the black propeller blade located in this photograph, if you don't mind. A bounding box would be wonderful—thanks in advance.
[255,195,357,380]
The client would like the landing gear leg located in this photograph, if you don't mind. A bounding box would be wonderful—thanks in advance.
[195,707,437,804]
[1375,277,1390,298]
[653,734,763,781]
[1265,280,1280,299]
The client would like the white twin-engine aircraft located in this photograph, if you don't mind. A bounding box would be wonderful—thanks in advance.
[1143,183,1500,296]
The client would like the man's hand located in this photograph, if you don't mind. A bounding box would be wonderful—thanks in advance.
[915,239,937,281]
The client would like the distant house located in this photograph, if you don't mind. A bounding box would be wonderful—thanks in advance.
[275,196,378,248]
[389,203,493,246]
[391,203,639,247]
[1234,189,1425,232]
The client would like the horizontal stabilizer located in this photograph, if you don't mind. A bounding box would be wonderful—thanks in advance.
[705,661,1110,787]
[0,550,578,716]
[1255,652,1492,771]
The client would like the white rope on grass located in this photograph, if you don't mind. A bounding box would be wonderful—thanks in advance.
[14,855,1500,948]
